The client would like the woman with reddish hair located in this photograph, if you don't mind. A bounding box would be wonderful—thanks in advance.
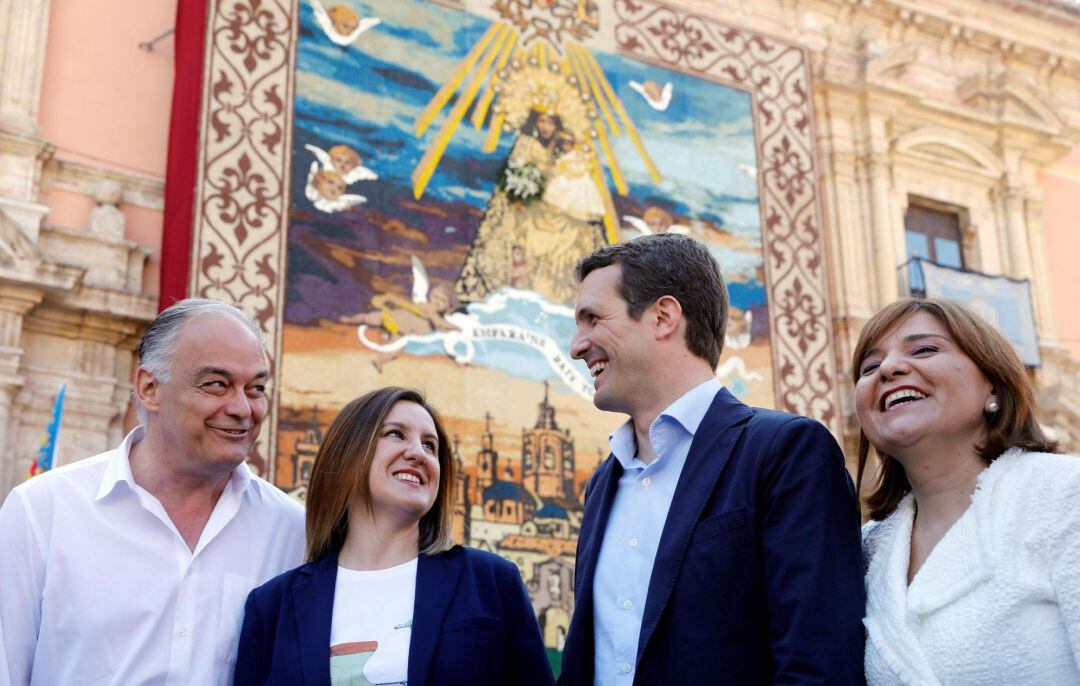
[853,297,1079,685]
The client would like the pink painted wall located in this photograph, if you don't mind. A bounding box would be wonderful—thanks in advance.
[37,0,177,296]
[1040,146,1080,359]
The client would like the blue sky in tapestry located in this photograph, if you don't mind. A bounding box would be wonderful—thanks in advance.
[286,0,763,325]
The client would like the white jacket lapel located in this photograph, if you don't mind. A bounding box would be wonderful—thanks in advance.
[864,495,942,685]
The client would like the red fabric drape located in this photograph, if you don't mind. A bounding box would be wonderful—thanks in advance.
[159,0,208,311]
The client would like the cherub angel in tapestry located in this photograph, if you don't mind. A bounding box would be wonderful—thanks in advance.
[342,256,461,371]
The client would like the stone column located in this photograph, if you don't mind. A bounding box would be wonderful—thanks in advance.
[867,150,900,306]
[0,384,19,495]
[0,0,54,131]
[1002,182,1033,281]
[0,286,41,495]
[1025,193,1057,341]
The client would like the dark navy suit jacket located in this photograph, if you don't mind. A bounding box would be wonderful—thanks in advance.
[234,545,554,686]
[559,388,865,685]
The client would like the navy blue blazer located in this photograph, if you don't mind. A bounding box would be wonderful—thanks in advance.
[559,388,865,685]
[234,545,554,686]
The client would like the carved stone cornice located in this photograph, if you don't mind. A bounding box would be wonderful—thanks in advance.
[41,157,165,212]
[806,0,1079,135]
[42,287,157,327]
[0,259,82,293]
[22,302,151,351]
[39,224,153,294]
[871,0,1080,69]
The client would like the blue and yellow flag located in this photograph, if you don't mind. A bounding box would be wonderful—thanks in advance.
[29,384,66,478]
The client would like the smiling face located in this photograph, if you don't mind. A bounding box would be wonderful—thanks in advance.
[854,311,995,461]
[361,400,442,525]
[314,169,346,200]
[570,264,656,415]
[142,316,268,476]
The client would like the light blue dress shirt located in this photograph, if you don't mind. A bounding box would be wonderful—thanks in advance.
[591,378,723,685]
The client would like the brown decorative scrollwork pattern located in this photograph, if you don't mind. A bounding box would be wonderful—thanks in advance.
[492,0,600,49]
[613,0,840,432]
[190,0,298,476]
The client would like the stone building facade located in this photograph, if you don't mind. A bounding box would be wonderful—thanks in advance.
[790,0,1080,452]
[0,0,162,495]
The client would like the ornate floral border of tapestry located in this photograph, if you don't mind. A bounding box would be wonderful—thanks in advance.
[611,0,840,432]
[188,0,298,475]
[188,0,841,479]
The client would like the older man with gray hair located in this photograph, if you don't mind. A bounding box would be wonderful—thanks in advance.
[0,299,305,686]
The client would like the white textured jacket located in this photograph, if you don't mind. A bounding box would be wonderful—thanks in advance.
[862,449,1080,685]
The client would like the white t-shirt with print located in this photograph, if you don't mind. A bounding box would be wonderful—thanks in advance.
[329,557,417,686]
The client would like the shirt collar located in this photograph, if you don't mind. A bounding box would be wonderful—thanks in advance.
[96,425,256,501]
[96,426,145,501]
[608,377,723,469]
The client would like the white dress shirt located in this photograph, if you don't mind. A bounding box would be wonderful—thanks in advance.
[863,449,1080,685]
[592,378,722,685]
[0,427,306,686]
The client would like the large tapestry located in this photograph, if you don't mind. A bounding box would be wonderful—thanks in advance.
[184,0,839,666]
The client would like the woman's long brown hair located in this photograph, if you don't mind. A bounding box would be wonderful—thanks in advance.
[852,297,1057,520]
[305,387,457,562]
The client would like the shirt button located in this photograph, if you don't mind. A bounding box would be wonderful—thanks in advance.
[622,599,633,610]
[641,477,651,487]
[178,628,187,637]
[628,537,638,548]
[621,663,632,673]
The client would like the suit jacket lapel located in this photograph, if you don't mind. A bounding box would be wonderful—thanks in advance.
[573,456,621,618]
[636,387,751,664]
[408,551,463,686]
[563,455,621,680]
[293,554,338,685]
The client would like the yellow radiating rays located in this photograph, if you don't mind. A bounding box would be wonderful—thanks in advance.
[414,22,505,139]
[412,24,513,198]
[471,36,519,130]
[568,43,661,184]
[411,20,661,240]
[564,45,626,198]
[566,45,619,137]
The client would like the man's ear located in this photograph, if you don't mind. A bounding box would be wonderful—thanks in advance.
[653,295,683,341]
[134,367,162,414]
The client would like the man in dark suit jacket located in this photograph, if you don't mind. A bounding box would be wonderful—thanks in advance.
[560,234,864,685]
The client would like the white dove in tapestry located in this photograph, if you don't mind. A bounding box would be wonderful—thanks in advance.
[628,80,673,111]
[310,0,381,46]
[305,143,378,185]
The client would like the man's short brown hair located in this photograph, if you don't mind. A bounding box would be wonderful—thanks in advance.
[576,234,728,368]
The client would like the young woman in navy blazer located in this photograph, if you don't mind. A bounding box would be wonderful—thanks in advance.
[234,387,553,686]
